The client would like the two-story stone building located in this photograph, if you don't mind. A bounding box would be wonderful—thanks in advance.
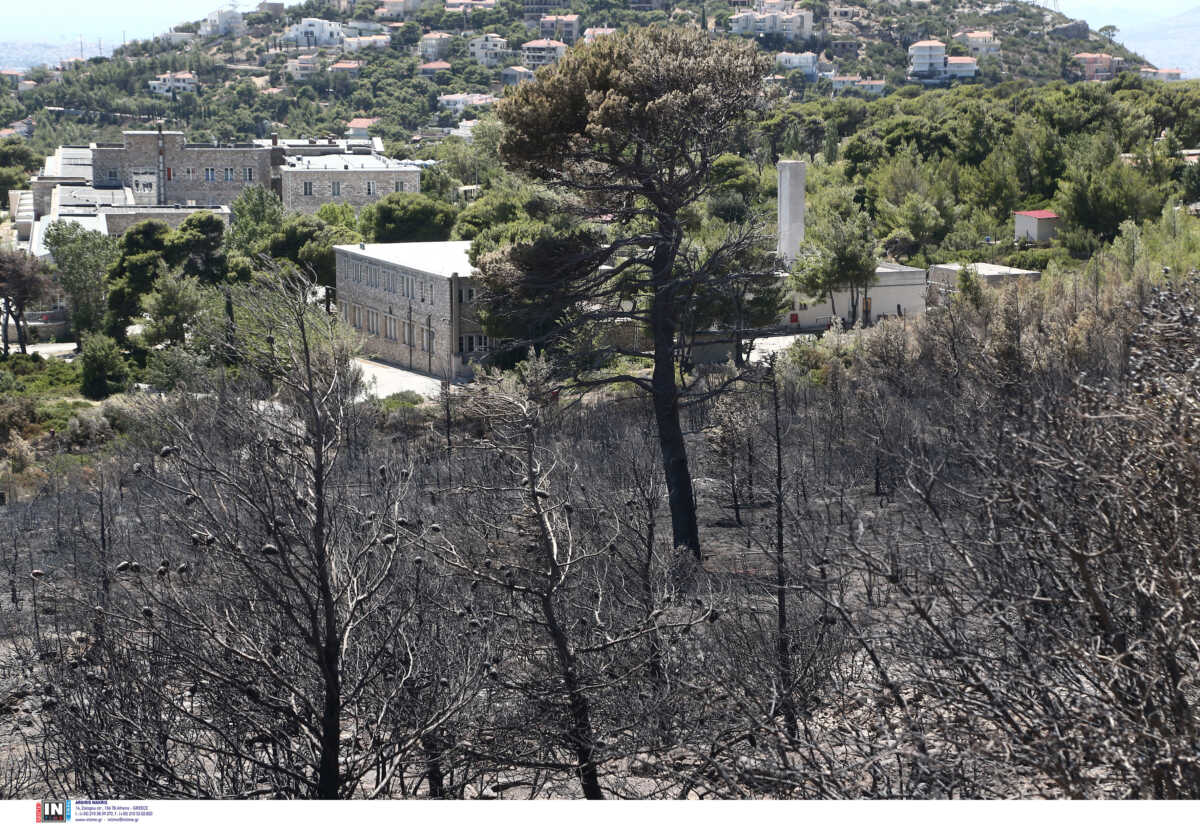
[88,129,422,211]
[334,241,484,379]
[91,130,273,207]
[279,154,422,214]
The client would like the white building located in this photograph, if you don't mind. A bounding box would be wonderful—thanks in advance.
[1013,210,1060,244]
[445,0,498,12]
[284,18,344,48]
[419,32,455,60]
[830,74,862,92]
[286,53,321,81]
[468,33,510,67]
[928,262,1041,293]
[776,51,818,78]
[946,56,979,79]
[502,65,535,85]
[540,14,581,45]
[521,39,567,69]
[956,30,999,57]
[199,8,245,38]
[148,71,199,96]
[1141,67,1184,82]
[346,117,379,139]
[729,10,813,40]
[334,241,483,379]
[583,27,616,43]
[907,39,946,78]
[437,93,497,114]
[375,0,439,18]
[157,30,197,47]
[855,78,886,96]
[343,35,391,52]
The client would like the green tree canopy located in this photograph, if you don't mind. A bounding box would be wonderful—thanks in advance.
[360,193,457,243]
[43,220,118,341]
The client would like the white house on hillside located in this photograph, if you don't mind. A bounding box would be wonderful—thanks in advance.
[419,32,455,60]
[148,71,199,96]
[469,33,510,66]
[729,10,813,40]
[284,18,344,48]
[955,30,999,57]
[776,51,818,78]
[199,8,245,37]
[907,39,946,78]
[521,39,567,69]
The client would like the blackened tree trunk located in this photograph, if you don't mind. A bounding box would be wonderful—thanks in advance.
[651,282,700,560]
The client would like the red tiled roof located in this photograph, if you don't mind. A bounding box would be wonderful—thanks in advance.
[523,39,566,48]
[419,60,452,69]
[1014,210,1059,220]
[347,117,379,128]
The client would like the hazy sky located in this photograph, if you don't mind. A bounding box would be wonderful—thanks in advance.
[7,1,220,45]
[1039,1,1192,31]
[6,1,1197,45]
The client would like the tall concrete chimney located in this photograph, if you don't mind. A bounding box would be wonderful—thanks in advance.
[777,159,806,265]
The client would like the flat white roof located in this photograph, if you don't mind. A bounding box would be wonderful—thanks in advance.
[932,262,1040,278]
[335,241,475,279]
[282,154,422,171]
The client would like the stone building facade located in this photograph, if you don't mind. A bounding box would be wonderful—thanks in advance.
[334,241,484,379]
[89,130,421,211]
[279,155,422,214]
[91,130,272,207]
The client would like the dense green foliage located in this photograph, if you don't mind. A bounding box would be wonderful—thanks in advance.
[79,332,131,400]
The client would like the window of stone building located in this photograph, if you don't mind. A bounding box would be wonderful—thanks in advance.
[186,168,194,180]
[205,168,216,182]
[331,181,340,197]
[366,181,376,196]
[394,181,402,193]
[224,168,234,182]
[107,170,117,180]
[166,168,173,181]
[352,305,362,329]
[245,167,254,182]
[386,316,397,340]
[303,181,313,196]
[368,310,379,335]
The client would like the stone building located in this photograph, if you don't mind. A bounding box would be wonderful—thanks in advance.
[334,241,484,379]
[91,130,273,207]
[88,129,420,212]
[279,154,422,215]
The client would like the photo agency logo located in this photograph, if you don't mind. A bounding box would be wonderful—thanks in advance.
[36,800,71,822]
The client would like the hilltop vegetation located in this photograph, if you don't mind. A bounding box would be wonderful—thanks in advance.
[0,0,1159,159]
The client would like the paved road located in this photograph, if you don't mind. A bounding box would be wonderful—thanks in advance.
[748,333,812,363]
[15,341,78,358]
[354,358,443,400]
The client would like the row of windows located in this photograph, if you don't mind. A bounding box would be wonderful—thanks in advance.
[347,260,425,300]
[302,180,407,197]
[344,303,433,352]
[107,167,255,183]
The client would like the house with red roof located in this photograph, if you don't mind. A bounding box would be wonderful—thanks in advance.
[418,60,452,77]
[346,117,379,139]
[1013,210,1060,244]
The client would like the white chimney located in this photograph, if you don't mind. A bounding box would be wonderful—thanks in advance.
[777,159,806,265]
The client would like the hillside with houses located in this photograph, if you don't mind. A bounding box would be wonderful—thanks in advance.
[0,0,1176,161]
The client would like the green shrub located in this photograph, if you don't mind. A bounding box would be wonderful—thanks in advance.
[79,334,131,400]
